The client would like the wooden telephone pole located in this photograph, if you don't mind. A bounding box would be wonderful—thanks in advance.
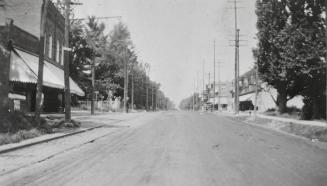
[233,0,240,115]
[131,70,134,111]
[123,46,128,113]
[64,0,71,120]
[35,0,49,125]
[213,40,216,111]
[145,63,150,111]
[151,84,154,111]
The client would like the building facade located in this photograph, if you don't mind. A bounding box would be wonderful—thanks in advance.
[0,0,84,112]
[237,68,303,112]
[204,81,233,111]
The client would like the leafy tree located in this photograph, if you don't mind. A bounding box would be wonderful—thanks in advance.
[68,18,172,111]
[0,21,11,112]
[254,0,295,113]
[254,0,326,116]
[286,0,326,119]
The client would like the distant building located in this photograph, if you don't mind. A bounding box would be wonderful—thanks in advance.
[0,0,84,112]
[236,68,303,112]
[204,81,233,111]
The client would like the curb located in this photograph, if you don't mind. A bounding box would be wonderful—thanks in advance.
[223,115,327,151]
[0,125,103,154]
[257,114,327,127]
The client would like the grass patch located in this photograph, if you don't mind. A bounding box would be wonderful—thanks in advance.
[280,123,327,142]
[0,129,42,145]
[0,111,81,146]
[263,107,301,120]
[237,115,327,142]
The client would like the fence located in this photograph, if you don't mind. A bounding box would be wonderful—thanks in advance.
[77,99,123,112]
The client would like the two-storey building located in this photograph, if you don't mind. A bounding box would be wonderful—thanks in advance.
[0,0,84,112]
[236,68,303,111]
[204,81,233,111]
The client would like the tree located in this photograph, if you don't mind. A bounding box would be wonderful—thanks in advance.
[0,19,12,112]
[83,16,107,114]
[106,22,133,100]
[68,19,172,112]
[254,0,326,115]
[286,0,326,119]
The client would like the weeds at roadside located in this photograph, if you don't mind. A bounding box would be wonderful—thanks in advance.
[0,129,42,145]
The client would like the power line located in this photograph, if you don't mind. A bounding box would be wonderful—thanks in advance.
[72,16,122,21]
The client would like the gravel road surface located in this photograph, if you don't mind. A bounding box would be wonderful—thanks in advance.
[1,111,327,186]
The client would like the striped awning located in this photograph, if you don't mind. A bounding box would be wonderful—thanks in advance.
[9,48,85,96]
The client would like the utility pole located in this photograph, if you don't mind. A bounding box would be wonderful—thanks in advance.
[123,46,128,113]
[144,75,147,110]
[213,40,216,112]
[131,70,134,111]
[64,0,72,121]
[202,61,205,111]
[156,88,159,110]
[254,62,259,119]
[35,0,49,125]
[91,57,95,115]
[217,61,223,111]
[233,0,240,115]
[207,72,211,110]
[193,78,196,111]
[151,84,154,111]
[235,29,240,114]
[196,71,199,110]
[145,63,150,111]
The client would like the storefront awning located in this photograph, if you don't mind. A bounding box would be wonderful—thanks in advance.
[207,97,229,104]
[239,93,253,102]
[9,48,85,97]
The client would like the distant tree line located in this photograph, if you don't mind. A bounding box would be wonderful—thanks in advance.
[179,93,201,111]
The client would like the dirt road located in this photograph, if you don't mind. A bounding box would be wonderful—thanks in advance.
[1,111,327,186]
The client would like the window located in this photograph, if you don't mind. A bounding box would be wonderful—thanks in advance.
[56,40,60,63]
[61,45,64,66]
[48,35,52,59]
[44,36,47,55]
[244,78,248,87]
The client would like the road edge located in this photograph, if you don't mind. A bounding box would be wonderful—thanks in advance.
[0,125,103,154]
[217,113,327,151]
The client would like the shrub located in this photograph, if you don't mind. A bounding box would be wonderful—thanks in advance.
[266,108,276,112]
[0,111,47,133]
[0,129,42,145]
[301,98,313,120]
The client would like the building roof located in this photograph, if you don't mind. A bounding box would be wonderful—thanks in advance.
[240,68,255,78]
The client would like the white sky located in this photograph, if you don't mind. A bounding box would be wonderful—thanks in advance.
[74,0,258,105]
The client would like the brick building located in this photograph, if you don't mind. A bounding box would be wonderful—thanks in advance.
[0,0,84,112]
